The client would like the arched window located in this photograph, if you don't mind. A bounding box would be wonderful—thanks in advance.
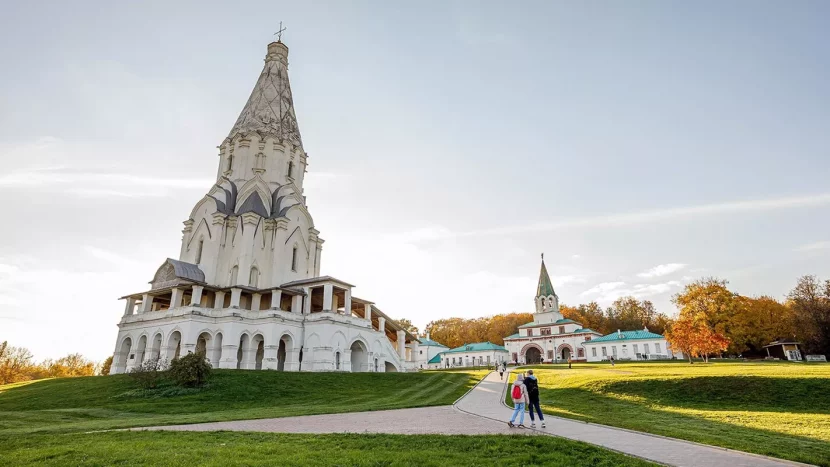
[195,239,204,265]
[335,352,341,370]
[249,266,259,287]
[227,153,234,172]
[287,161,294,179]
[230,265,239,285]
[291,246,298,272]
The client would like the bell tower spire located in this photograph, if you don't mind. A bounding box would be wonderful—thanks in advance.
[535,253,559,313]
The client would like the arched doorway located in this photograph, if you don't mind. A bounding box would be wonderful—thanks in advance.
[115,337,132,373]
[135,335,147,366]
[166,331,181,360]
[150,333,162,361]
[350,341,367,372]
[525,347,542,364]
[196,332,210,356]
[384,361,398,372]
[237,334,249,369]
[252,334,265,370]
[561,347,571,360]
[210,333,223,367]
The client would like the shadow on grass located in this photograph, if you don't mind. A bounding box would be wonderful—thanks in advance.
[536,385,830,467]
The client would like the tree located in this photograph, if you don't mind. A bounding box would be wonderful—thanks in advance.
[425,313,533,348]
[0,342,35,384]
[395,318,419,336]
[788,275,830,356]
[673,278,738,338]
[665,316,730,363]
[731,296,794,355]
[45,353,96,378]
[99,356,113,376]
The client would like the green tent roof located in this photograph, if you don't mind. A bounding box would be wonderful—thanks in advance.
[427,354,441,364]
[441,342,508,354]
[418,338,448,348]
[573,328,601,335]
[586,330,665,344]
[503,333,521,340]
[537,258,557,298]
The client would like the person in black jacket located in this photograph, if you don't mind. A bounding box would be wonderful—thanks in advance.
[524,369,545,428]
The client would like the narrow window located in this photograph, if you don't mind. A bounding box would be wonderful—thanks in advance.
[633,344,639,354]
[227,153,234,172]
[644,343,650,354]
[592,347,597,357]
[230,265,239,285]
[527,329,533,337]
[559,326,565,334]
[655,343,661,353]
[195,239,204,265]
[291,246,298,271]
[602,347,607,356]
[249,267,259,287]
[335,352,341,370]
[612,346,618,356]
[287,161,294,178]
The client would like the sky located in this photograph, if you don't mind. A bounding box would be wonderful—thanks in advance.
[1,1,828,361]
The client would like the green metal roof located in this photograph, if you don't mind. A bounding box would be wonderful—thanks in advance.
[503,333,521,340]
[441,342,508,354]
[573,328,602,334]
[585,330,665,344]
[418,338,448,348]
[427,354,441,364]
[537,258,557,298]
[518,318,580,328]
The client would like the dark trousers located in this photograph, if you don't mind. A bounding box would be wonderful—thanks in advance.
[527,399,544,421]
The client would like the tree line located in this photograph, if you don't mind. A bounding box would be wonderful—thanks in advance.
[0,341,110,385]
[423,275,830,358]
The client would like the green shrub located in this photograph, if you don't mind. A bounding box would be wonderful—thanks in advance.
[128,358,167,389]
[168,352,211,387]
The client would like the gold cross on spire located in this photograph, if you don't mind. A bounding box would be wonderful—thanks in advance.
[274,22,287,42]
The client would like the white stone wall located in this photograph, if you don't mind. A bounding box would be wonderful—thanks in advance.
[413,344,447,369]
[582,338,676,362]
[433,350,509,369]
[505,332,600,363]
[111,307,404,374]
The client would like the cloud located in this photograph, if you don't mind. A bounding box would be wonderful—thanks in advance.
[581,282,626,297]
[795,240,830,252]
[580,280,682,302]
[637,263,687,278]
[397,193,830,242]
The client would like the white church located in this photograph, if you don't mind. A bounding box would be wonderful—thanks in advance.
[110,39,420,374]
[503,257,603,364]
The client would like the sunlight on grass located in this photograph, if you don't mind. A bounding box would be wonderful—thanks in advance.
[509,361,830,466]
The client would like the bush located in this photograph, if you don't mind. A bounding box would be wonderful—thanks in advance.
[168,352,212,387]
[129,358,167,389]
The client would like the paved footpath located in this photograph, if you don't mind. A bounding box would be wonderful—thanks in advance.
[139,371,809,467]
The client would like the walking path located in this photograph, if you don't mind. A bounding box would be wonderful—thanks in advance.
[138,371,808,467]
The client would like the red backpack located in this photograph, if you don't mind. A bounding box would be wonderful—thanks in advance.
[511,384,522,399]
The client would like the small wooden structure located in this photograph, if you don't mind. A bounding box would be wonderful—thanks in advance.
[763,339,803,361]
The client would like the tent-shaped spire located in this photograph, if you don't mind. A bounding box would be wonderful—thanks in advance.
[536,254,556,298]
[227,41,303,148]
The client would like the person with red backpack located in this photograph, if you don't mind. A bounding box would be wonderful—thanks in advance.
[507,373,529,428]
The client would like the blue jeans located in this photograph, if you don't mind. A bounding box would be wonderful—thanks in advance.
[510,402,526,425]
[528,399,544,421]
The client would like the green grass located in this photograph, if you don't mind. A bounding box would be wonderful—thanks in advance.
[0,369,487,434]
[0,369,658,466]
[507,361,830,466]
[0,431,656,466]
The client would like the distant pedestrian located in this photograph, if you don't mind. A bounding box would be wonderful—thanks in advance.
[498,365,504,380]
[610,356,615,367]
[524,369,545,428]
[507,374,529,428]
[567,357,572,369]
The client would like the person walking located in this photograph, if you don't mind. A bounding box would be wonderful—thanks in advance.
[610,356,615,367]
[524,369,545,428]
[498,364,504,380]
[568,356,572,369]
[507,374,529,428]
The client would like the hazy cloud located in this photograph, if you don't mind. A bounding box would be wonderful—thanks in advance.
[795,240,830,252]
[637,263,687,278]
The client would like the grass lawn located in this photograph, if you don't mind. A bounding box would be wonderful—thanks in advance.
[0,369,488,434]
[0,369,659,466]
[0,431,657,466]
[507,361,830,466]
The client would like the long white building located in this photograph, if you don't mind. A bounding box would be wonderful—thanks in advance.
[110,39,418,374]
